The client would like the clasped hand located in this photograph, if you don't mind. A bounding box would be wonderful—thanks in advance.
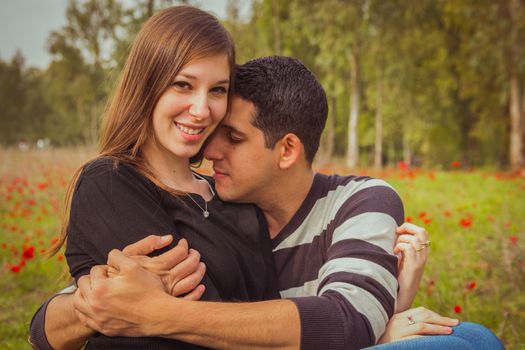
[73,235,205,337]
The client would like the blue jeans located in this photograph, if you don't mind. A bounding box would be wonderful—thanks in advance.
[366,322,505,350]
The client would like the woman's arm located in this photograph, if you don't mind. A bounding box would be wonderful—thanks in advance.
[394,223,429,313]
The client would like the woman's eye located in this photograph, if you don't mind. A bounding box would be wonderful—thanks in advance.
[172,81,191,89]
[211,86,228,94]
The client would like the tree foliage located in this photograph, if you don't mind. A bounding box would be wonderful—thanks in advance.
[1,0,524,169]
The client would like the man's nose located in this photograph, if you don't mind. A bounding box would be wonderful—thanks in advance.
[189,91,210,121]
[203,130,224,161]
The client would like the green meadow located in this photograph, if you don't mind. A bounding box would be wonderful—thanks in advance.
[1,149,524,349]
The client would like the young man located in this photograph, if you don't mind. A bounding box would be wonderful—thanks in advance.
[30,57,456,350]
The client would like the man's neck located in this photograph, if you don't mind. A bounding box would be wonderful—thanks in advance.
[258,169,315,239]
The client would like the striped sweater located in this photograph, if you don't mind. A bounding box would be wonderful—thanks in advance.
[272,173,404,350]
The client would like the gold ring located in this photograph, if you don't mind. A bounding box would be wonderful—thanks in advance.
[407,315,416,325]
[416,240,431,252]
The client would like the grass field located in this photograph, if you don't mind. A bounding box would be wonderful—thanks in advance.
[1,148,524,349]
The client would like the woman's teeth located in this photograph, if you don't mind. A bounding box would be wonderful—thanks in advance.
[176,123,204,135]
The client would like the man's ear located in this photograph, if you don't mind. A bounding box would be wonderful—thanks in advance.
[277,133,304,169]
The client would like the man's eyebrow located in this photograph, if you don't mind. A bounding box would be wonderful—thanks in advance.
[220,123,246,136]
[179,73,229,85]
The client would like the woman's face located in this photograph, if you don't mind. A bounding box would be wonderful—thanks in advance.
[147,54,230,161]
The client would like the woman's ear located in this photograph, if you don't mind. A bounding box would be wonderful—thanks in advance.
[277,133,304,169]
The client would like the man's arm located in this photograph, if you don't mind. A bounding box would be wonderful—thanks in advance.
[29,290,92,350]
[74,249,301,350]
[30,235,204,349]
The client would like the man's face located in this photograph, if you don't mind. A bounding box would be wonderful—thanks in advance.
[203,96,279,203]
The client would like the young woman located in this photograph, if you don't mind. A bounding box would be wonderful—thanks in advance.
[54,5,278,349]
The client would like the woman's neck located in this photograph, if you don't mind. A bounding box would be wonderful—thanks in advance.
[141,140,205,196]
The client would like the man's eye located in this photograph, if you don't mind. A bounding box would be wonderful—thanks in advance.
[228,133,242,144]
[172,81,191,89]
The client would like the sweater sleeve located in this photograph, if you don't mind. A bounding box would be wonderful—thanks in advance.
[290,181,403,350]
[28,285,77,350]
[65,158,182,282]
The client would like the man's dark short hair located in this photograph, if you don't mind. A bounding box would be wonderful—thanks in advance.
[233,56,328,164]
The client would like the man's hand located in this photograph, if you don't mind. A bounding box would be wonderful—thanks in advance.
[119,235,206,298]
[394,223,429,313]
[378,307,458,344]
[73,249,173,337]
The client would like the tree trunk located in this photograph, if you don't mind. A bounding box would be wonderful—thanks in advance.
[346,44,360,168]
[403,134,412,166]
[374,53,384,169]
[326,96,336,160]
[272,0,281,55]
[509,0,524,170]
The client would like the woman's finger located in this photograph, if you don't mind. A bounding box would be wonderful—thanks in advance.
[397,223,429,242]
[396,234,429,255]
[410,322,454,335]
[182,284,206,301]
[171,262,206,296]
[122,235,175,256]
[168,249,201,284]
[149,240,190,271]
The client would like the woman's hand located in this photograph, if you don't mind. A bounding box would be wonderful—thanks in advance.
[115,235,206,299]
[378,307,459,344]
[394,223,430,313]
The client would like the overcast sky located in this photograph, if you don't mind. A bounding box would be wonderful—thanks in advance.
[0,0,250,68]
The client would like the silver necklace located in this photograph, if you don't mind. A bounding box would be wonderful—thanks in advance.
[186,172,214,218]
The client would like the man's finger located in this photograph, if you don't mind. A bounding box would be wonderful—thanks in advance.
[90,265,110,290]
[122,235,175,256]
[75,309,101,333]
[108,249,140,273]
[73,288,92,318]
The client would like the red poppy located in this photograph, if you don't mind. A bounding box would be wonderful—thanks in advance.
[397,161,409,170]
[451,161,461,168]
[37,182,48,190]
[418,212,427,219]
[405,216,413,223]
[424,218,433,225]
[10,265,21,273]
[22,246,35,259]
[454,305,462,313]
[57,255,64,261]
[465,281,477,291]
[510,236,519,244]
[459,217,472,228]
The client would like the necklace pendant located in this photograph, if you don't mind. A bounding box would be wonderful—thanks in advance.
[203,210,210,218]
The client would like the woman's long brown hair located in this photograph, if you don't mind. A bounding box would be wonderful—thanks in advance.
[50,6,235,255]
